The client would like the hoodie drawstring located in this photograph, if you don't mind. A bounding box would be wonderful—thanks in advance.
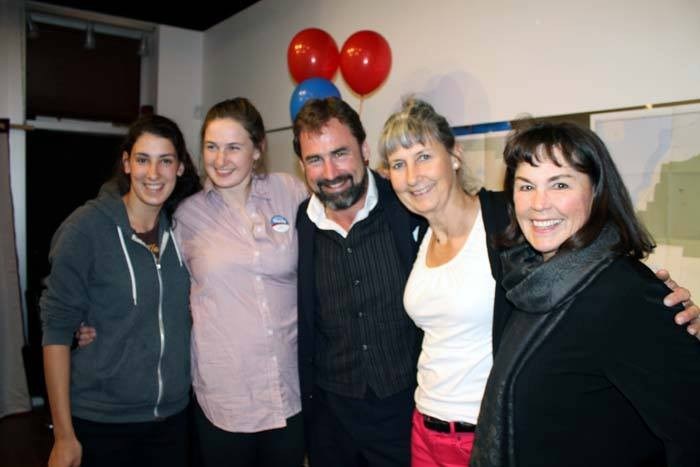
[117,226,138,305]
[169,228,183,267]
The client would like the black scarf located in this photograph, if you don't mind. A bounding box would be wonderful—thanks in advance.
[471,225,620,467]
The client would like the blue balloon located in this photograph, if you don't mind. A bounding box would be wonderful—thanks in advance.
[290,78,341,121]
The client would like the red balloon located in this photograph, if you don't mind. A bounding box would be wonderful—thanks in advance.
[340,30,392,96]
[287,28,340,83]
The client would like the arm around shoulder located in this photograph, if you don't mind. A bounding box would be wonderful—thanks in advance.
[655,268,700,338]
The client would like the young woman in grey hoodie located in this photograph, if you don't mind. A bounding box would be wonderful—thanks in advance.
[41,115,201,467]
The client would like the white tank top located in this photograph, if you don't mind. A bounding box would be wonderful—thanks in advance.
[404,209,495,424]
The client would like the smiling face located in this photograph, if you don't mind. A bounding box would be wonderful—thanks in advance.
[386,139,461,219]
[513,150,594,261]
[202,118,260,194]
[122,132,183,210]
[298,117,369,211]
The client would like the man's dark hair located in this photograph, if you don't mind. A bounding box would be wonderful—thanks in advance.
[292,97,366,158]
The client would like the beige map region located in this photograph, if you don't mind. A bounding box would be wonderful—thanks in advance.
[459,132,508,192]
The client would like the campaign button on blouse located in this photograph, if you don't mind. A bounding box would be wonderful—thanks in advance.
[270,214,290,233]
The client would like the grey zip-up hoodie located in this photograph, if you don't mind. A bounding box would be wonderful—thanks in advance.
[41,183,191,423]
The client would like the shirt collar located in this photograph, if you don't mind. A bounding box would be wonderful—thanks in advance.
[306,168,378,238]
[204,175,271,202]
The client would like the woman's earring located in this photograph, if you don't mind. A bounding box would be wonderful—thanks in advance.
[453,162,459,170]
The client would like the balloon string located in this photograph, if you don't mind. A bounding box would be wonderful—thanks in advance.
[359,97,364,116]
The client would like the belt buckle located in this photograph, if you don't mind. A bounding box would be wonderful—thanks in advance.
[422,414,450,433]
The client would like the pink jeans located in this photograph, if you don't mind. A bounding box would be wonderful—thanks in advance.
[411,409,475,467]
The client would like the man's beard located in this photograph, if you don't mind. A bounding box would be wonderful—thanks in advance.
[314,170,368,211]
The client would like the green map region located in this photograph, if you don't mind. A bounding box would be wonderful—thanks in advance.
[637,154,700,258]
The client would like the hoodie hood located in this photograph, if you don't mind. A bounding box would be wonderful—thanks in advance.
[91,180,173,232]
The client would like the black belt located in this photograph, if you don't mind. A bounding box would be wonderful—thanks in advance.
[422,414,476,433]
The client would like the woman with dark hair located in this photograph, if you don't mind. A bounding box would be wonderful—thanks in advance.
[41,115,201,467]
[173,98,308,467]
[471,122,700,467]
[114,114,201,221]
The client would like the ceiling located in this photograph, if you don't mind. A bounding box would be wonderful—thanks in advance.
[34,0,261,31]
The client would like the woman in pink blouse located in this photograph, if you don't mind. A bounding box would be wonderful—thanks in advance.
[173,98,308,467]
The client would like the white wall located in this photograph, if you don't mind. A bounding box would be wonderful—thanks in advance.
[156,25,204,167]
[0,0,28,322]
[202,0,700,171]
[4,0,699,301]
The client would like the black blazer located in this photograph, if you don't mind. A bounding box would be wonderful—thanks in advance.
[475,257,700,467]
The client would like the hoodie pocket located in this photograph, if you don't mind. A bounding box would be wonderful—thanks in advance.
[98,336,157,407]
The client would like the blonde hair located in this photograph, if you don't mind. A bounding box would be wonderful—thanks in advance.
[379,97,480,193]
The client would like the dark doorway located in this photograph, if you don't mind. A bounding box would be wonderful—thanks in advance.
[24,129,123,397]
[26,23,141,124]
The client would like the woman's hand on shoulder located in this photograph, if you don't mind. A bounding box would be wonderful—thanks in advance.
[76,323,97,348]
[656,269,700,339]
